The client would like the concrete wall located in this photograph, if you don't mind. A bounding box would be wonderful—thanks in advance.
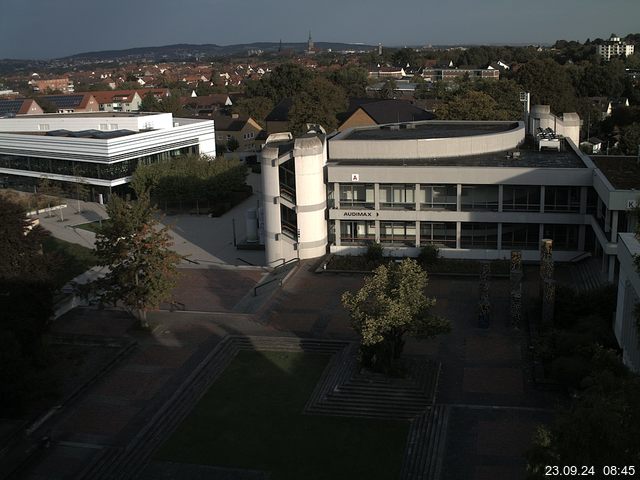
[330,121,525,160]
[615,233,640,372]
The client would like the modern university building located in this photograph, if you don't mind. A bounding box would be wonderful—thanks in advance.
[0,112,215,199]
[260,109,640,370]
[261,108,636,277]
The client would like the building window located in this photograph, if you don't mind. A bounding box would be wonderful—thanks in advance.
[501,223,539,250]
[339,184,374,209]
[280,205,297,240]
[340,221,376,245]
[461,185,498,211]
[380,221,416,246]
[380,184,415,210]
[461,223,498,249]
[420,184,456,210]
[502,185,541,212]
[543,224,579,250]
[544,186,580,213]
[420,222,456,248]
[279,158,296,203]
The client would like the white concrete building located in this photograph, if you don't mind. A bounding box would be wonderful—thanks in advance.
[598,34,635,61]
[0,112,215,198]
[615,233,640,372]
[260,112,640,284]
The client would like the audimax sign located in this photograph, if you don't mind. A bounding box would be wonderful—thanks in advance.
[342,211,379,217]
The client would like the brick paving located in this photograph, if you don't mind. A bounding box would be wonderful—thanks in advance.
[16,262,558,479]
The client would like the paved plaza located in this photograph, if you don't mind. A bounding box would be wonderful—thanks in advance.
[11,178,559,479]
[11,259,557,480]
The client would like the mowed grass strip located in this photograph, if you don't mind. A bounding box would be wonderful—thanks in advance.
[42,236,97,287]
[74,219,111,234]
[155,351,409,480]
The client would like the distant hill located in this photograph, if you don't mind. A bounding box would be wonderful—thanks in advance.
[60,42,379,62]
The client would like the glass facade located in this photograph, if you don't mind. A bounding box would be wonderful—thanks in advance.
[0,146,198,182]
[420,222,456,248]
[339,184,374,209]
[502,223,539,250]
[461,185,498,211]
[544,186,580,213]
[461,223,498,249]
[543,224,579,250]
[379,184,415,210]
[380,221,416,246]
[340,221,376,245]
[502,185,541,212]
[420,185,457,210]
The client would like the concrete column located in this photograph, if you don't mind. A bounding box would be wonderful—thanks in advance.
[497,223,503,250]
[578,225,586,251]
[456,221,461,249]
[579,186,587,215]
[334,182,340,209]
[539,186,545,213]
[611,211,619,242]
[374,183,380,211]
[335,220,341,246]
[605,207,611,233]
[608,255,616,283]
[415,221,420,247]
[456,184,462,212]
[415,183,421,211]
[498,185,504,213]
[539,224,544,243]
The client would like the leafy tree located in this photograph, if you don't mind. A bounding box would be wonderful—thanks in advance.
[233,96,274,126]
[37,97,59,113]
[330,66,369,97]
[341,259,450,374]
[288,77,347,134]
[515,58,578,113]
[92,193,181,328]
[246,63,314,102]
[226,137,240,152]
[0,197,55,412]
[139,92,161,112]
[619,123,640,155]
[378,79,397,99]
[391,48,420,68]
[438,90,508,120]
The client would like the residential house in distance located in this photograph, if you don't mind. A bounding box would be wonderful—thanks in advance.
[368,66,407,79]
[91,90,144,112]
[183,94,233,117]
[0,98,44,116]
[337,99,434,132]
[212,113,263,156]
[597,34,635,61]
[39,93,100,113]
[30,77,75,93]
[422,66,500,81]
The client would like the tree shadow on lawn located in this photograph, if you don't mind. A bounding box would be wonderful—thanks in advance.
[154,349,409,480]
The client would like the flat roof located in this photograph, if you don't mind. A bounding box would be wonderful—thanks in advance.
[329,142,587,169]
[592,156,640,190]
[341,121,519,141]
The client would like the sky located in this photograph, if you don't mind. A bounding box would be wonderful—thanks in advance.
[1,0,639,59]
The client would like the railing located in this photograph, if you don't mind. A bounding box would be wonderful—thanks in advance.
[253,277,282,296]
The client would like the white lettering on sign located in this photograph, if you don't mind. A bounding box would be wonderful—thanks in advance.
[351,174,359,182]
[628,200,638,209]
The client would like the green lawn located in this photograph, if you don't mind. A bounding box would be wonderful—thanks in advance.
[73,219,111,234]
[42,236,97,287]
[155,351,409,480]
